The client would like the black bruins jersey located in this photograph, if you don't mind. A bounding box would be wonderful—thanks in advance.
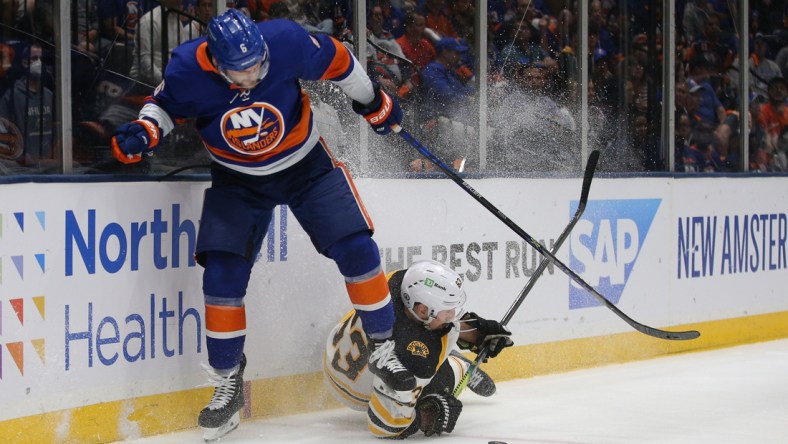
[324,269,465,438]
[389,269,455,379]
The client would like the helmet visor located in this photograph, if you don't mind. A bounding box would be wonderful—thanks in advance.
[434,307,461,324]
[217,43,270,89]
[221,60,263,89]
[431,289,467,324]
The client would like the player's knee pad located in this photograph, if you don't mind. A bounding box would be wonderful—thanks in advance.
[325,232,381,278]
[202,250,252,302]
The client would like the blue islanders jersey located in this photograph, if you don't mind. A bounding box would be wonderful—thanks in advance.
[139,19,374,175]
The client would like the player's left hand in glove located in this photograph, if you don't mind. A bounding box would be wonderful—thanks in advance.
[352,82,403,135]
[111,118,161,164]
[416,393,463,437]
[461,312,514,360]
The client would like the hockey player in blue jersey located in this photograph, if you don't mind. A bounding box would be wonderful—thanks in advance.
[111,9,408,441]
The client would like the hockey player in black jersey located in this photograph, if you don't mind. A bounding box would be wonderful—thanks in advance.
[324,260,513,438]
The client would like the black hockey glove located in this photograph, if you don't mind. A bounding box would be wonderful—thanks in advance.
[459,312,514,360]
[416,393,463,436]
[352,82,403,135]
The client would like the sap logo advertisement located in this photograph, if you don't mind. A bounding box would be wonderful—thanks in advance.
[568,199,661,309]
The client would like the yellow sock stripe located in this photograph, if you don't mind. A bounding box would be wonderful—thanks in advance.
[448,355,466,388]
[322,360,369,409]
[368,420,397,437]
[369,392,413,427]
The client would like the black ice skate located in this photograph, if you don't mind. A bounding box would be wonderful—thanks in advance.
[451,350,496,397]
[199,354,246,442]
[368,338,417,391]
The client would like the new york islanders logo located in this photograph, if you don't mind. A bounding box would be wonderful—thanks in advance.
[221,102,285,155]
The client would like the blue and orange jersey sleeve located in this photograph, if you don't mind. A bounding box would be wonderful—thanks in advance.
[146,38,207,120]
[296,30,355,82]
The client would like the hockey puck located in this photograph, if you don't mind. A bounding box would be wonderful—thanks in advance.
[488,441,507,444]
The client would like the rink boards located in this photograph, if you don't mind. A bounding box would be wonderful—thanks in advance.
[0,174,787,442]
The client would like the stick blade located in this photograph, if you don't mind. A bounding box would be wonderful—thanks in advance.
[639,326,701,340]
[580,150,600,203]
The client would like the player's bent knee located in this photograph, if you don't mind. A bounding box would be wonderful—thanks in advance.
[326,232,381,278]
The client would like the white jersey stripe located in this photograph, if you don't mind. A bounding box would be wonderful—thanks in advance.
[206,328,247,339]
[209,122,320,176]
[352,294,391,312]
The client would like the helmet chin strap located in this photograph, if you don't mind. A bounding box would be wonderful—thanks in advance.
[407,303,464,330]
[218,65,265,89]
[406,303,436,329]
[218,69,238,87]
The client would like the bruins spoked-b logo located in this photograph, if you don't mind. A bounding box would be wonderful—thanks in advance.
[407,340,429,358]
[221,102,285,155]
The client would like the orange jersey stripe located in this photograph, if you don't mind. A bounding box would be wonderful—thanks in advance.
[319,140,375,232]
[196,42,218,74]
[195,42,253,94]
[337,162,375,232]
[205,304,247,333]
[346,272,389,306]
[319,38,352,80]
[205,91,313,164]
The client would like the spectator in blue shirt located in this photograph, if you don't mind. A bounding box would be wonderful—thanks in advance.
[377,0,405,38]
[420,37,475,120]
[683,122,724,172]
[413,37,475,172]
[688,55,725,125]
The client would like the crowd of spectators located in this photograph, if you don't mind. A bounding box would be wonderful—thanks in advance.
[0,0,787,175]
[673,0,788,173]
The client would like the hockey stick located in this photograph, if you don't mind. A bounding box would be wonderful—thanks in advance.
[452,150,598,398]
[366,38,417,68]
[393,125,700,341]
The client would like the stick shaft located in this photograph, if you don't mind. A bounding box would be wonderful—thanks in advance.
[452,151,599,397]
[394,126,699,341]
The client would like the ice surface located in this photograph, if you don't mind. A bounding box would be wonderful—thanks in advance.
[127,338,788,444]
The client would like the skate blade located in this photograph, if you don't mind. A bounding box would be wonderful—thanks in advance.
[202,412,240,442]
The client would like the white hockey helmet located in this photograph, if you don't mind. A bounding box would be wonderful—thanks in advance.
[401,260,467,325]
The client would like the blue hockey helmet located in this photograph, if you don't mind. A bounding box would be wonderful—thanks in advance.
[207,9,268,72]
